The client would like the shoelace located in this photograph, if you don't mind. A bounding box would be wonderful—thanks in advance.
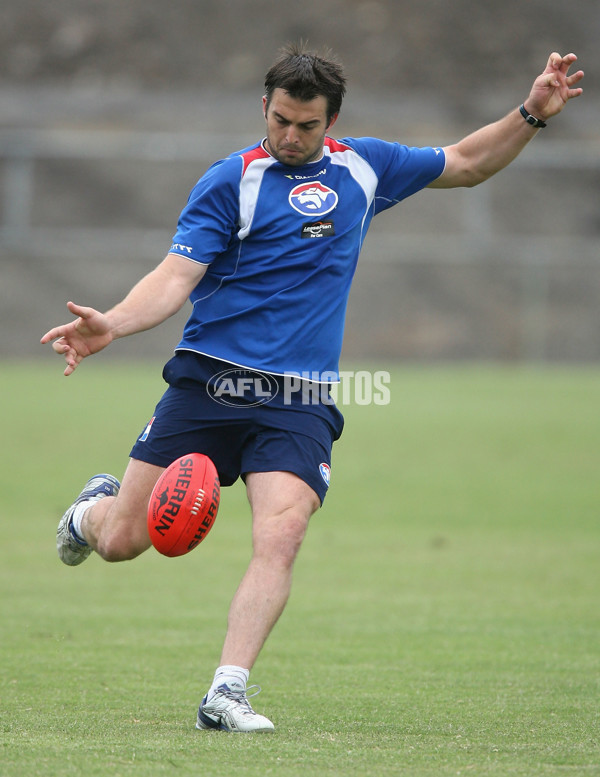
[217,684,262,714]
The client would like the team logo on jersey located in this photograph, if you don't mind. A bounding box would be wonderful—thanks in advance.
[319,462,331,487]
[289,182,338,217]
[301,220,335,239]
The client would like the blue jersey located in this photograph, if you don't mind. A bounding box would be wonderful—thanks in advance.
[169,136,445,381]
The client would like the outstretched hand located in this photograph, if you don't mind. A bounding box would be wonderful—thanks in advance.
[40,301,113,376]
[526,52,584,121]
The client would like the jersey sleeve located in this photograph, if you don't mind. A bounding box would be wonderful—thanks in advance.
[169,156,242,265]
[340,137,446,215]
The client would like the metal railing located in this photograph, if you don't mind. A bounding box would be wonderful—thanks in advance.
[1,128,598,250]
[2,129,599,361]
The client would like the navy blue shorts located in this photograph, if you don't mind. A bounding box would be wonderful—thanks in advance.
[129,353,344,503]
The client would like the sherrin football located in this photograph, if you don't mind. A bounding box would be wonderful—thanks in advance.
[147,453,220,557]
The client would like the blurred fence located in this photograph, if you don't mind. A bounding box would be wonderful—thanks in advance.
[1,129,599,362]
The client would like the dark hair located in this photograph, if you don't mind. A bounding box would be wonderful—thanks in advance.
[264,42,347,123]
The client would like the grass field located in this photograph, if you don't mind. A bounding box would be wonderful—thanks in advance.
[1,360,599,776]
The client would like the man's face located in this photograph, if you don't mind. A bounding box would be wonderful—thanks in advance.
[263,88,338,167]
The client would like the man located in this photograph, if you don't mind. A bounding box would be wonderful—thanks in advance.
[41,44,583,732]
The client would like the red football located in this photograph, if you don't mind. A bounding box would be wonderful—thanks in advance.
[147,453,220,557]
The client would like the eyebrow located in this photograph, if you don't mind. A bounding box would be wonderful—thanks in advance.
[273,112,321,129]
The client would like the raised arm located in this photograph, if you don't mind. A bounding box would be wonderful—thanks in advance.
[41,253,207,376]
[430,52,584,189]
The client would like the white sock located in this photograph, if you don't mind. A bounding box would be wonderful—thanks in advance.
[208,665,249,699]
[70,500,93,544]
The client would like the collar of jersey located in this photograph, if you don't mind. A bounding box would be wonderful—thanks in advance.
[260,138,327,168]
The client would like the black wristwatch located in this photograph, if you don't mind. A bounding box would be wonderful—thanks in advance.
[519,103,547,129]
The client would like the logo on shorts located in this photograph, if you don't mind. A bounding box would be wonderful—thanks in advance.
[206,368,279,407]
[139,416,155,442]
[289,182,338,216]
[319,462,331,487]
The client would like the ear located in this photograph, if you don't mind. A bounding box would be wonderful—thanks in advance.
[327,112,339,132]
[262,95,268,120]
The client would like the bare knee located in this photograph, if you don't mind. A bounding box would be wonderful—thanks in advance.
[89,499,150,562]
[96,533,145,562]
[246,471,320,569]
[253,509,310,569]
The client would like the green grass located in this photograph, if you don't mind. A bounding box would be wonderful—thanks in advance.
[1,361,599,776]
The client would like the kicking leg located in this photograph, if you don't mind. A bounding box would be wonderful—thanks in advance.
[57,458,163,565]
